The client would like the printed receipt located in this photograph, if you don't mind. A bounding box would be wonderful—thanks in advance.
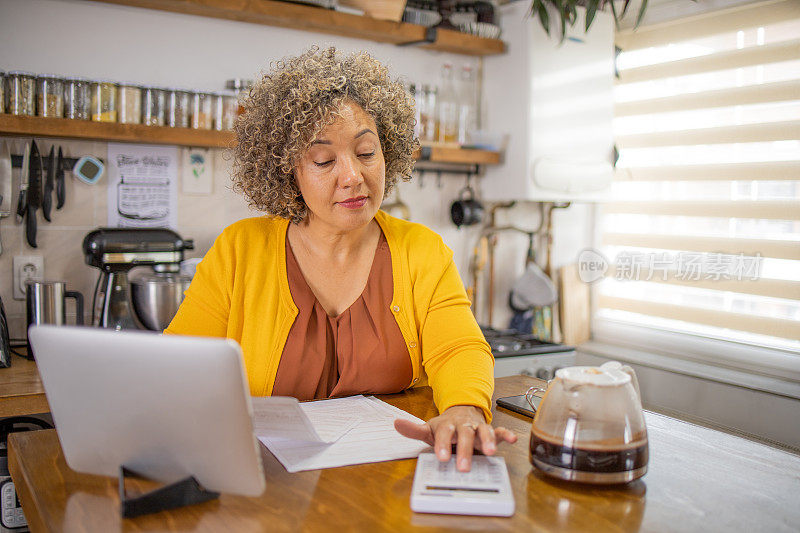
[253,396,430,473]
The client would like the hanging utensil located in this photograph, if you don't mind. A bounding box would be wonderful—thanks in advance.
[0,141,12,255]
[42,145,55,222]
[26,140,42,248]
[56,146,66,209]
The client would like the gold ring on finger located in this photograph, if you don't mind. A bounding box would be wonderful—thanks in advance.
[462,423,478,431]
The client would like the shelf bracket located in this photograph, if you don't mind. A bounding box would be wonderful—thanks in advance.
[397,27,437,47]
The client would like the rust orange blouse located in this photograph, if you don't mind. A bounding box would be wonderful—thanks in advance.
[271,232,412,400]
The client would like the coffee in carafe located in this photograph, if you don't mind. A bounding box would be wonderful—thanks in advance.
[527,362,648,484]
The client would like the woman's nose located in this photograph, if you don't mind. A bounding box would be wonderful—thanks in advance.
[338,154,363,187]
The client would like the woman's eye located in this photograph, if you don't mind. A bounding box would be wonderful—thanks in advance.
[314,159,334,167]
[358,152,375,158]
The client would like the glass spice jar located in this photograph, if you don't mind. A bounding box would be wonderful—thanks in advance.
[91,79,118,122]
[0,71,5,114]
[117,83,141,124]
[64,77,91,120]
[141,86,165,126]
[164,87,190,128]
[37,75,64,118]
[190,90,213,130]
[212,91,238,131]
[6,71,36,116]
[225,78,253,116]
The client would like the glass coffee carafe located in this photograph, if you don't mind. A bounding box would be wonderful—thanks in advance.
[527,361,648,484]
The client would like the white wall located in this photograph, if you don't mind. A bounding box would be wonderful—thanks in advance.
[0,0,595,336]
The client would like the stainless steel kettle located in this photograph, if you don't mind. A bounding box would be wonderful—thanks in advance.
[25,281,83,356]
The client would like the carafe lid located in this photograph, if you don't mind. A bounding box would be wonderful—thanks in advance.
[555,365,631,387]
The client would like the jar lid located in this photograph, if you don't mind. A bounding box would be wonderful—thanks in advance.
[555,365,631,387]
[225,78,253,91]
[117,81,141,88]
[93,79,118,85]
[38,73,63,80]
[64,76,91,82]
[7,70,36,76]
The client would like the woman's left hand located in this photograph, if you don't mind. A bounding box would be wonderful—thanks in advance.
[394,405,518,472]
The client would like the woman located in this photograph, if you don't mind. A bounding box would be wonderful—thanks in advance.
[166,47,515,471]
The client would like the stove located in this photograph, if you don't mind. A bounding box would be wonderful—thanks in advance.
[481,326,576,380]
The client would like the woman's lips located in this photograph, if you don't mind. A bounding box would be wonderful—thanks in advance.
[338,196,368,209]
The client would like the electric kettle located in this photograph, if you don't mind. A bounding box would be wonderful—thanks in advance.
[527,361,648,484]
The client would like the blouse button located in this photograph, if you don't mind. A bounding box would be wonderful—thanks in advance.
[392,305,400,313]
[412,378,418,384]
[409,342,417,348]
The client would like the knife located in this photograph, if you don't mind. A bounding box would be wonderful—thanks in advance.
[16,141,30,224]
[56,146,66,209]
[26,140,42,248]
[0,141,12,255]
[42,145,55,222]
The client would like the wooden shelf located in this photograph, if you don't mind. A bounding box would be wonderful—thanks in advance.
[89,0,505,56]
[0,115,234,148]
[0,116,502,165]
[417,143,501,165]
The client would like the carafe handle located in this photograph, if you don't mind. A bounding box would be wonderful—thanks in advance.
[525,386,547,414]
[601,361,641,401]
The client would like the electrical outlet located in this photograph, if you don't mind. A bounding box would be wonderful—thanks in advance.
[13,255,44,300]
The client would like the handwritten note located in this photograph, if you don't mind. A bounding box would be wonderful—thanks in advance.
[107,143,178,228]
[256,396,430,473]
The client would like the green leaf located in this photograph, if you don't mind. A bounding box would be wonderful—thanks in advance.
[535,0,551,36]
[568,0,578,25]
[635,0,649,28]
[621,0,632,18]
[560,3,568,41]
[609,0,621,29]
[585,0,599,32]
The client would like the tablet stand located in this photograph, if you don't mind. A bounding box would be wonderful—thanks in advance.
[118,465,220,518]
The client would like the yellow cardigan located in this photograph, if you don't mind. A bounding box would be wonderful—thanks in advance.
[165,210,495,420]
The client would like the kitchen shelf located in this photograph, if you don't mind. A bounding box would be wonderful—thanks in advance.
[89,0,506,56]
[0,115,234,149]
[416,143,501,165]
[0,116,502,165]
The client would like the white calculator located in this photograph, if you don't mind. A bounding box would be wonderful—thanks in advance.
[410,453,515,517]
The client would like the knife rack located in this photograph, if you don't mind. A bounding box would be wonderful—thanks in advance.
[10,154,105,171]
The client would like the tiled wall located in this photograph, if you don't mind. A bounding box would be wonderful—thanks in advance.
[0,138,253,338]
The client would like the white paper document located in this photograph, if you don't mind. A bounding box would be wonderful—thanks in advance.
[250,396,360,444]
[255,395,430,473]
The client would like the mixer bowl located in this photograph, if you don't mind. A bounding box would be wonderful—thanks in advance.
[130,272,192,331]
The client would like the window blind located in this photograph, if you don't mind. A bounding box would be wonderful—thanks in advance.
[599,0,800,351]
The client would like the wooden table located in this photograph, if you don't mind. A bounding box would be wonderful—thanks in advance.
[0,351,49,418]
[8,375,800,532]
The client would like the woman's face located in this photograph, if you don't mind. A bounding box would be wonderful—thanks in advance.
[294,101,386,234]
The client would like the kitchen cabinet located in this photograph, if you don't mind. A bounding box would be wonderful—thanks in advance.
[88,0,505,56]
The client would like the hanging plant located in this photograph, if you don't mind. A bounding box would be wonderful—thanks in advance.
[529,0,649,40]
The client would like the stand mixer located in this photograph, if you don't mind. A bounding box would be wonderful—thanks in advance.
[83,228,194,330]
